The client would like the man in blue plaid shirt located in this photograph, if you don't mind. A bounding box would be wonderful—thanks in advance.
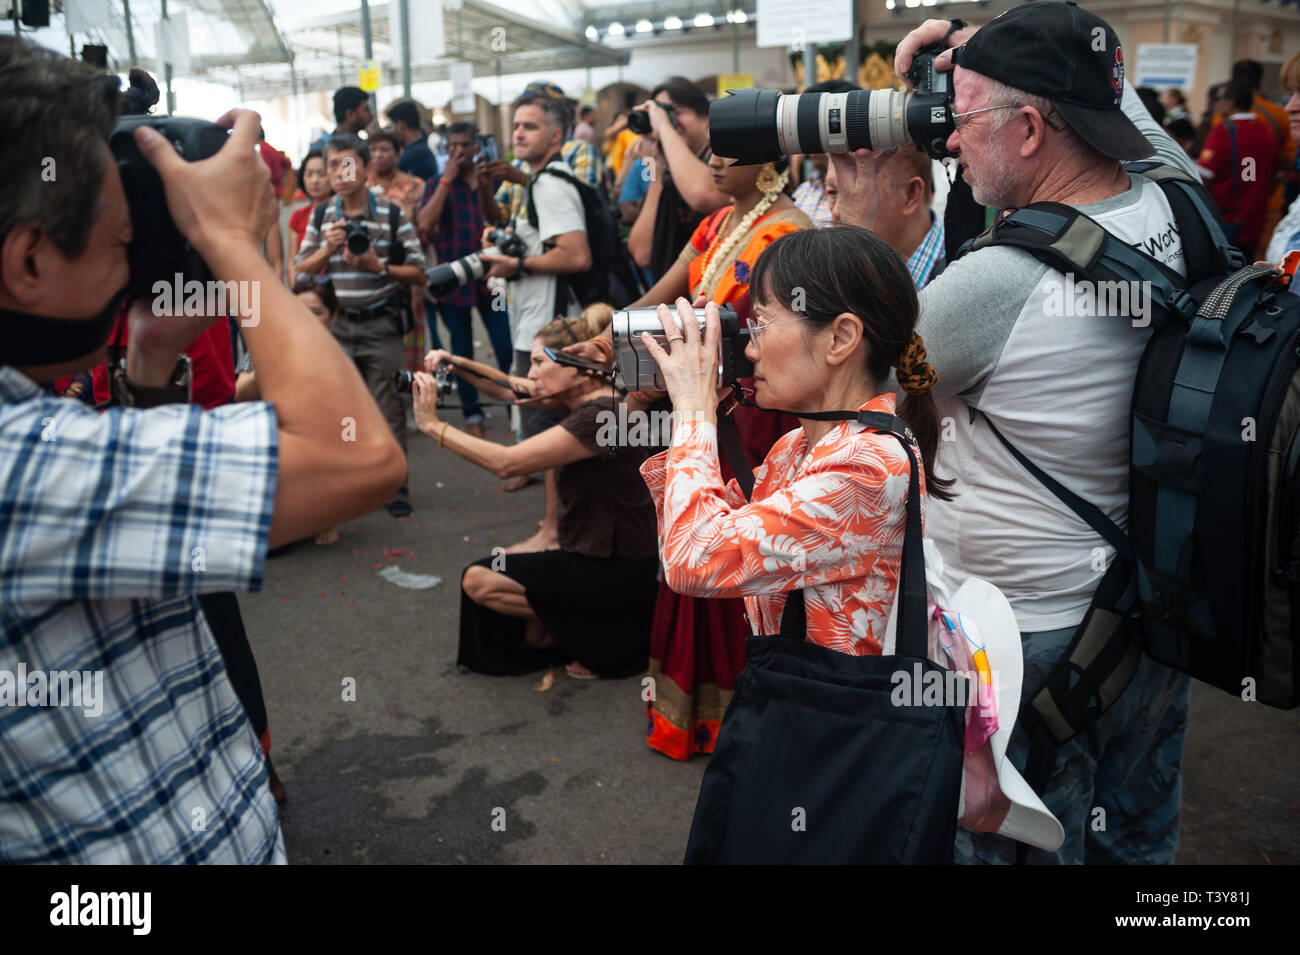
[0,39,405,863]
[417,121,514,437]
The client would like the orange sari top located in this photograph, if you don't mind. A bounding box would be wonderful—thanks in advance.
[680,206,811,306]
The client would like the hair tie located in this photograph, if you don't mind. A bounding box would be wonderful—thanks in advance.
[895,332,938,396]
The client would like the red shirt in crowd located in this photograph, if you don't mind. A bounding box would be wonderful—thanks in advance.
[1197,113,1278,247]
[54,303,237,410]
[288,203,314,249]
[258,140,290,192]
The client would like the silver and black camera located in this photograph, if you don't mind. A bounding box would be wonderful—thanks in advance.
[708,44,954,164]
[393,364,454,402]
[610,304,751,392]
[426,227,528,298]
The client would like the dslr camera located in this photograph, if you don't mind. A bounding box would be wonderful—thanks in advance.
[610,305,751,392]
[426,227,528,298]
[627,101,676,135]
[393,363,454,402]
[342,220,372,256]
[108,114,229,297]
[708,42,954,164]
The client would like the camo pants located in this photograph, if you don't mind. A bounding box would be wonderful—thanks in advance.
[955,627,1192,865]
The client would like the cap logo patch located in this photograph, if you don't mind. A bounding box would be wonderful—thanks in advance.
[1111,46,1125,101]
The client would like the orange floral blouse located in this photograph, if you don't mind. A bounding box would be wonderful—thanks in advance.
[640,393,924,656]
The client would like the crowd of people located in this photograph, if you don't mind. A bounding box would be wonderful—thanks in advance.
[1131,59,1298,261]
[2,0,1300,864]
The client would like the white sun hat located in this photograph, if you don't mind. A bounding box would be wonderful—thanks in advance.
[884,539,1065,853]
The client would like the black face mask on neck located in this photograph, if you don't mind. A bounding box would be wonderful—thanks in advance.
[0,286,126,368]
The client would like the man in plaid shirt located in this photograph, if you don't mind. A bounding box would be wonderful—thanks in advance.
[417,121,513,437]
[0,40,405,862]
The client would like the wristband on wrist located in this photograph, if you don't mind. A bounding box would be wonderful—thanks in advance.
[515,256,530,277]
[439,176,455,188]
[112,354,193,408]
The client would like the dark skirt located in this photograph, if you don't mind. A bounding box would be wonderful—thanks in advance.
[457,549,659,678]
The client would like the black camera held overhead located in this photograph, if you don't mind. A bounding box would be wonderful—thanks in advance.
[425,227,528,298]
[627,100,676,136]
[108,114,229,298]
[708,41,955,165]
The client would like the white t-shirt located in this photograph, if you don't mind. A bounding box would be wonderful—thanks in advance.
[508,161,586,350]
[916,81,1199,633]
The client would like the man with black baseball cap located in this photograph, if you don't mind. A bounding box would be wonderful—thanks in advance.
[839,2,1206,865]
[952,0,1154,162]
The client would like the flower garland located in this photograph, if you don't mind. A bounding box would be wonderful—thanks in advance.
[695,168,789,298]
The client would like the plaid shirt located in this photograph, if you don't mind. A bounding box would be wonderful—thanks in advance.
[424,175,486,309]
[0,366,284,863]
[495,139,602,222]
[793,169,834,229]
[907,211,946,290]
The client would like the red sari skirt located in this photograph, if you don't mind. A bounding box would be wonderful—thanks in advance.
[645,395,798,760]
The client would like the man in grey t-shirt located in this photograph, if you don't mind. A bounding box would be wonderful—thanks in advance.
[837,4,1202,864]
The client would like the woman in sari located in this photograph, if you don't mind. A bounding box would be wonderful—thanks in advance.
[629,155,812,760]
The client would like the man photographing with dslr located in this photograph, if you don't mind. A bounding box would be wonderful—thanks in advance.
[823,4,1201,865]
[295,133,428,517]
[0,37,405,862]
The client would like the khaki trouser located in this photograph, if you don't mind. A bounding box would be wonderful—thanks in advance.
[330,305,409,498]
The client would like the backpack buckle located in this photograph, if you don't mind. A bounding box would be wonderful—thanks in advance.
[1167,288,1197,321]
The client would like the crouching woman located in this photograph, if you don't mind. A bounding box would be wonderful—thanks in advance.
[412,312,660,680]
[639,227,950,653]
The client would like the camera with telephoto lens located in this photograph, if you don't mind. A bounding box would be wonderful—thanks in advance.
[393,364,454,401]
[425,227,528,298]
[610,305,751,392]
[627,101,676,136]
[708,43,954,165]
[343,220,372,255]
[108,115,230,297]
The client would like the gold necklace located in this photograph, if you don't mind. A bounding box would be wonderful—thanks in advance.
[698,208,735,278]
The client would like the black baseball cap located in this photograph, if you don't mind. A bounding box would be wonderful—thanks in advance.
[954,1,1153,161]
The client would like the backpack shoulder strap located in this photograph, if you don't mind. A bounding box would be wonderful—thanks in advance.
[980,411,1129,558]
[1125,161,1247,275]
[968,201,1198,323]
[526,159,573,230]
[312,200,327,233]
[387,198,406,265]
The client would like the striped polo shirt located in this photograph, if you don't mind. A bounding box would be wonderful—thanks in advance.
[294,191,427,310]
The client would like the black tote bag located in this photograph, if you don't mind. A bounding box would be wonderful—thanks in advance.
[684,414,965,864]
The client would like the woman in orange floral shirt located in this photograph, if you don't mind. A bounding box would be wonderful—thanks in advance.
[639,227,951,653]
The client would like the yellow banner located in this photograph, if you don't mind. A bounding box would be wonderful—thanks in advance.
[717,73,753,98]
[358,60,380,93]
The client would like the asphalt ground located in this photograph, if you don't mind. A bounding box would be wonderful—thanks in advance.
[238,357,1300,865]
